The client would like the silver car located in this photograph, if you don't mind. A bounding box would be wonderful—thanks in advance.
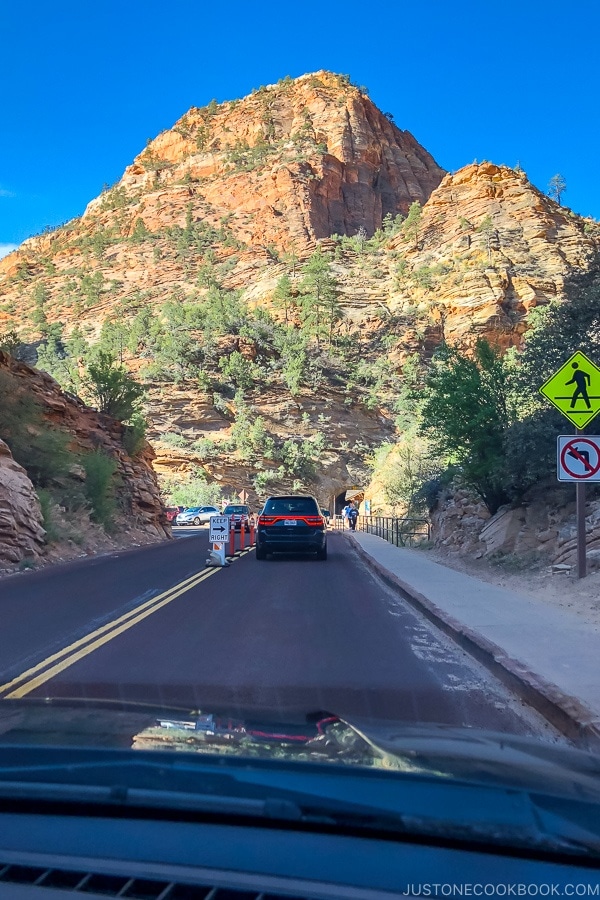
[175,506,220,526]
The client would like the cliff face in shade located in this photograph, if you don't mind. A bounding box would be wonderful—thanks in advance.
[0,439,46,566]
[0,351,170,568]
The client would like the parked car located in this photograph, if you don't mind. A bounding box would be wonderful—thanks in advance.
[165,506,184,524]
[175,505,220,526]
[256,495,327,560]
[222,504,251,532]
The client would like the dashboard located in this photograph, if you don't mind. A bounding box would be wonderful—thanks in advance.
[0,807,599,899]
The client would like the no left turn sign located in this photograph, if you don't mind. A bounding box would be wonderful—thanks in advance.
[557,436,600,481]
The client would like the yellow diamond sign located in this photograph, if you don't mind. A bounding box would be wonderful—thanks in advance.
[539,351,600,429]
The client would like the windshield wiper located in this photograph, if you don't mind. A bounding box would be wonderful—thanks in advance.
[0,754,599,860]
[0,778,304,820]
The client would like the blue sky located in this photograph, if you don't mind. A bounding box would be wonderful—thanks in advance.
[1,0,598,258]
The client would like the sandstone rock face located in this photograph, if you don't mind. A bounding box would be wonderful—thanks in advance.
[386,162,600,349]
[0,351,170,546]
[0,93,596,360]
[430,483,600,569]
[149,383,393,513]
[117,71,445,250]
[0,439,46,565]
[0,72,444,320]
[429,490,490,557]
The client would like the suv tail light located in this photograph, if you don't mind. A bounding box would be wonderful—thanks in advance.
[258,515,275,525]
[258,515,324,527]
[304,516,324,526]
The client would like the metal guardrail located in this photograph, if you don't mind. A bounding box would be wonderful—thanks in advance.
[332,515,430,547]
[360,516,430,547]
[331,515,349,531]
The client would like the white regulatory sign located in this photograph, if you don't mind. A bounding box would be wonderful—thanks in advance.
[209,515,230,543]
[557,435,600,481]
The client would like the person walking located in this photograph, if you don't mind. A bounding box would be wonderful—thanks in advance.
[341,502,351,529]
[347,502,358,531]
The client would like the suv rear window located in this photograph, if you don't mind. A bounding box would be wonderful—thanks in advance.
[223,506,249,514]
[263,497,319,516]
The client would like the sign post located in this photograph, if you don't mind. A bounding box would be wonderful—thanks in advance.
[206,515,230,567]
[539,352,600,579]
[576,437,586,581]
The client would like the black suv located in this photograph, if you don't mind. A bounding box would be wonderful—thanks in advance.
[255,495,327,560]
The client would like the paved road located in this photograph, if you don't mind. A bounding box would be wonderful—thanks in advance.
[0,531,557,737]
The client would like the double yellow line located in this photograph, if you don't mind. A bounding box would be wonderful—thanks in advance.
[0,566,221,700]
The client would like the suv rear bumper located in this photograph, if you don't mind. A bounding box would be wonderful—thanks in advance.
[256,531,326,554]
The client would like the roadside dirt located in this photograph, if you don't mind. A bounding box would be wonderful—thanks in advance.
[0,505,171,579]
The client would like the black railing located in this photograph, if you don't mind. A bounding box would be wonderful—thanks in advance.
[333,515,430,547]
[331,515,349,531]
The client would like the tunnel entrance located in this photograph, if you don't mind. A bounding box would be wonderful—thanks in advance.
[334,488,364,515]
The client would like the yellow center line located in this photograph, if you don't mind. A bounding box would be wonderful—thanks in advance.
[0,567,220,699]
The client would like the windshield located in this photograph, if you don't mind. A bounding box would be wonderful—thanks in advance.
[1,1,600,880]
[263,497,320,516]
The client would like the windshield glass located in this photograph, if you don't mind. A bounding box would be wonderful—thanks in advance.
[1,1,600,879]
[263,497,320,515]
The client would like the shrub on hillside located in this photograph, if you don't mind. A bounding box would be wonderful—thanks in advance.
[0,370,73,489]
[84,351,145,421]
[83,450,118,530]
[36,488,60,543]
[159,432,187,448]
[160,468,223,509]
[122,413,147,458]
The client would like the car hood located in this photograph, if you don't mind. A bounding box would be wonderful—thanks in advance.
[0,699,599,802]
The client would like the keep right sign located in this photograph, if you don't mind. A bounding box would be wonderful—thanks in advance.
[557,435,600,482]
[209,516,230,543]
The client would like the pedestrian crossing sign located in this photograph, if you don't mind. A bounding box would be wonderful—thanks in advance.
[539,351,600,428]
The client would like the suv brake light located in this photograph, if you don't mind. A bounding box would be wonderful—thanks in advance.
[258,515,323,527]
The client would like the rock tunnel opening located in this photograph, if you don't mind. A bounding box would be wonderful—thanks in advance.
[333,488,365,515]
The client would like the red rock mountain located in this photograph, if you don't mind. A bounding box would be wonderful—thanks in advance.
[0,71,598,520]
[0,73,445,323]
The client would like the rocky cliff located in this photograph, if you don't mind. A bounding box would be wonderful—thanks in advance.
[429,482,600,572]
[0,72,444,303]
[0,438,46,566]
[386,162,600,348]
[0,72,598,518]
[0,350,169,571]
